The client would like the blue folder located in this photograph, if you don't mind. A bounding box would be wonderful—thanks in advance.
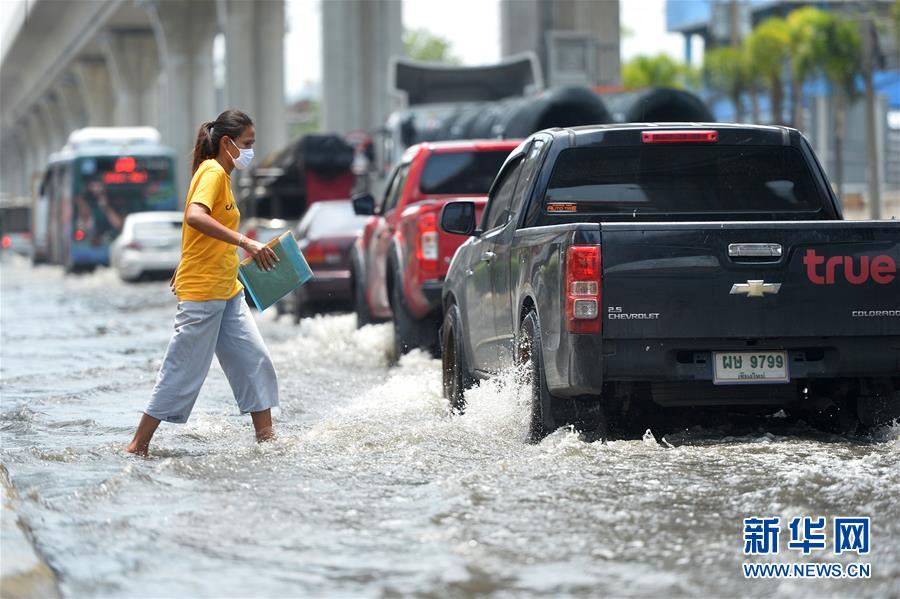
[237,232,313,311]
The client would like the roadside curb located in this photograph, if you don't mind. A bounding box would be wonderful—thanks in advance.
[0,464,60,599]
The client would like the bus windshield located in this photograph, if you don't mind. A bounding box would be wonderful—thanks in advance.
[74,155,177,244]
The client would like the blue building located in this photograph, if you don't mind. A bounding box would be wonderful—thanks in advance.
[667,0,773,63]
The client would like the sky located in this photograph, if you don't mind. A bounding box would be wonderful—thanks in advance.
[0,0,688,100]
[285,0,686,99]
[620,0,688,63]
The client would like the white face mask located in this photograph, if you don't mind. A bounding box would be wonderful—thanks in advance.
[228,137,254,170]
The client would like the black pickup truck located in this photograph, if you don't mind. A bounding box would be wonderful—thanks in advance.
[439,124,900,441]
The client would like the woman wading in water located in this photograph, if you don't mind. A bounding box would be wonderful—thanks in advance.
[127,109,279,456]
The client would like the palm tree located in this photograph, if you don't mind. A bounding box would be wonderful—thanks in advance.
[741,45,762,123]
[703,47,746,122]
[891,0,900,71]
[819,16,862,203]
[786,7,833,128]
[623,54,697,90]
[745,17,790,124]
[403,28,460,64]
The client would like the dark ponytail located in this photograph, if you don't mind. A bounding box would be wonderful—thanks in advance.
[191,109,254,174]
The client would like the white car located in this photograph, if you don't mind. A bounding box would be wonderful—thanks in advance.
[111,211,183,282]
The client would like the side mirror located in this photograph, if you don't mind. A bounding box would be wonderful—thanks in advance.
[352,193,376,216]
[440,201,477,236]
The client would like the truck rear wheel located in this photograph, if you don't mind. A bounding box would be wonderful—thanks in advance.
[517,311,557,443]
[792,380,864,434]
[390,270,439,363]
[391,271,419,363]
[855,379,900,430]
[441,303,473,413]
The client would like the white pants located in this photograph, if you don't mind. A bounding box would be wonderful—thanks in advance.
[145,293,279,423]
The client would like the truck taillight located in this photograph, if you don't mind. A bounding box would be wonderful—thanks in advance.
[565,245,601,334]
[417,212,439,263]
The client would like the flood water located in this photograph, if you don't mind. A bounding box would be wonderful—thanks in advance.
[1,256,898,598]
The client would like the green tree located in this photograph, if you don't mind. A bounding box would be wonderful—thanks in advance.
[745,16,790,124]
[288,100,321,139]
[892,0,900,67]
[740,44,762,123]
[819,15,863,202]
[703,47,746,122]
[786,7,834,127]
[622,54,698,90]
[403,28,460,64]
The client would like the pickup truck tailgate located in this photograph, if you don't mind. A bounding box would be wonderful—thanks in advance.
[600,221,900,339]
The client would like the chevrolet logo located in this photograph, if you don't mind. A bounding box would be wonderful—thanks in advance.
[730,280,782,297]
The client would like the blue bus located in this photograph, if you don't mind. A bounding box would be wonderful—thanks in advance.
[33,127,178,271]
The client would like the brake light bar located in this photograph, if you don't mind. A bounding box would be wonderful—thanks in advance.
[565,245,601,334]
[642,130,718,144]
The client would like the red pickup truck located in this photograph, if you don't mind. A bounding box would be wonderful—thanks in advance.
[351,140,520,360]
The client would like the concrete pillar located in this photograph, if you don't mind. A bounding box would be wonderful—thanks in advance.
[13,135,27,198]
[0,140,12,197]
[501,0,545,67]
[23,111,49,185]
[0,128,26,198]
[73,57,115,127]
[100,29,161,127]
[146,0,218,201]
[12,129,30,197]
[559,0,620,86]
[54,74,88,134]
[500,0,621,87]
[221,0,286,162]
[12,130,29,197]
[322,0,403,134]
[36,95,67,155]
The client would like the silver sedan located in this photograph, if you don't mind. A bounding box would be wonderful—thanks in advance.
[110,211,183,282]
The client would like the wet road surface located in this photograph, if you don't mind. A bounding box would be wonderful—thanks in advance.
[1,256,898,597]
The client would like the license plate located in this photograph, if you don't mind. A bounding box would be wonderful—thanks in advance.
[713,351,789,384]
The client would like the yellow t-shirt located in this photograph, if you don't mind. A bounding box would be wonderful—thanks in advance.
[175,159,243,301]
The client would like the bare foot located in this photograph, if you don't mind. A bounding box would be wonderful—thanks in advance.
[255,427,276,443]
[126,441,149,457]
[127,413,160,457]
[251,409,275,443]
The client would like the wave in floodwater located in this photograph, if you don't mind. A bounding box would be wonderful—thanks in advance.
[1,259,898,598]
